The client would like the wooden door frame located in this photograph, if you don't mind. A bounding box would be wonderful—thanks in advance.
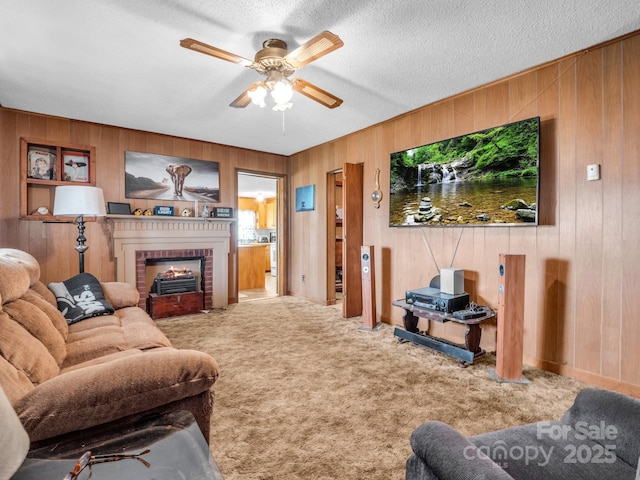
[234,169,288,303]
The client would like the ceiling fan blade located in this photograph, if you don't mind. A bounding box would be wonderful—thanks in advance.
[180,38,254,67]
[283,31,343,69]
[292,78,343,109]
[229,82,264,108]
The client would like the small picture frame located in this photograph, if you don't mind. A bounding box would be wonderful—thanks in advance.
[296,185,315,212]
[154,205,175,216]
[106,202,132,215]
[212,207,233,218]
[62,152,90,183]
[27,146,56,180]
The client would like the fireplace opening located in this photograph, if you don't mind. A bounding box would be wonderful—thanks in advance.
[145,256,204,294]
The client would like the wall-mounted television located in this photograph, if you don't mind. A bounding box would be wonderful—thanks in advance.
[389,116,540,227]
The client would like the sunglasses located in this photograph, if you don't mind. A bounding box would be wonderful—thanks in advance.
[63,449,151,480]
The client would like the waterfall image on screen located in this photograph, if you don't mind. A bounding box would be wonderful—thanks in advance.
[389,117,540,227]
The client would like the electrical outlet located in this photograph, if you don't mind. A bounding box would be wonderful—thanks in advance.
[301,274,305,283]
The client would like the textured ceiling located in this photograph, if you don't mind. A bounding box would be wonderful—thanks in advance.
[1,1,639,157]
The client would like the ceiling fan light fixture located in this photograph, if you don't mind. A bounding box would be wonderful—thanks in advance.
[271,79,293,110]
[272,102,292,112]
[183,31,343,111]
[248,84,267,107]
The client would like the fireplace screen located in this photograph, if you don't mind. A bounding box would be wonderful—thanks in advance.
[145,256,205,297]
[151,266,199,296]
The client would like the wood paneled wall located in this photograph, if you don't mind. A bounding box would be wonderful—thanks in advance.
[289,32,640,396]
[0,110,288,303]
[1,31,639,396]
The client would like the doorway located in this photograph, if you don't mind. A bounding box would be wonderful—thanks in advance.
[327,170,343,306]
[237,171,283,302]
[327,163,363,317]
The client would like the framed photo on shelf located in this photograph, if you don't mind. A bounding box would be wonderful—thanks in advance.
[106,202,132,215]
[27,146,56,180]
[62,152,90,182]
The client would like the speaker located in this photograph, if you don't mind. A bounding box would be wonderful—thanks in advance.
[360,245,377,330]
[440,268,465,295]
[494,254,527,382]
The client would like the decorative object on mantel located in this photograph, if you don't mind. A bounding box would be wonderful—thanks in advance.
[133,208,143,216]
[52,186,106,273]
[295,185,315,212]
[212,207,233,219]
[124,151,220,203]
[154,205,175,216]
[180,208,192,217]
[107,202,132,215]
[371,168,383,209]
[143,208,153,216]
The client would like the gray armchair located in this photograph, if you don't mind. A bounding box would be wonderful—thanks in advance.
[406,388,640,479]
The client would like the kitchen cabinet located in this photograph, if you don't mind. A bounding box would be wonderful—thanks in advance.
[239,197,276,229]
[265,246,271,272]
[257,198,276,229]
[266,199,276,228]
[238,244,268,289]
[257,201,266,228]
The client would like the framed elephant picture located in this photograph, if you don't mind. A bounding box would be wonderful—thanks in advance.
[124,151,220,203]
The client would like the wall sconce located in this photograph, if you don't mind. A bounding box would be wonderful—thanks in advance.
[371,168,383,208]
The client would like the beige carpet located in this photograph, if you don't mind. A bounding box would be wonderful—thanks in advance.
[156,296,586,480]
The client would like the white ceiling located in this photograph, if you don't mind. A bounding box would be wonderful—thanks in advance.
[1,1,639,157]
[238,173,277,199]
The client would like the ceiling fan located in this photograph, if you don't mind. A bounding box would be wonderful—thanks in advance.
[180,31,344,111]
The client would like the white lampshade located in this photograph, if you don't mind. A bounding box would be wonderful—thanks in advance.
[53,186,106,217]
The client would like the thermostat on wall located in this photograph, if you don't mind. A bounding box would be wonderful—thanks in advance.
[587,164,600,181]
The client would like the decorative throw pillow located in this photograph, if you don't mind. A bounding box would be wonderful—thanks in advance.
[48,272,115,324]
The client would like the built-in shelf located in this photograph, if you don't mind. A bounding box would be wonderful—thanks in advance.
[106,214,235,223]
[20,137,96,221]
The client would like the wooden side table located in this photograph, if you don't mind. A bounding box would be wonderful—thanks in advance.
[392,299,495,367]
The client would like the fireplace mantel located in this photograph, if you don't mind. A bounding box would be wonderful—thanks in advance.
[108,215,233,308]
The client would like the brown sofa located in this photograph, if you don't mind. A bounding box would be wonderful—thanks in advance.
[0,248,219,446]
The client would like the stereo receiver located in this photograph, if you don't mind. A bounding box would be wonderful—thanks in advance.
[405,286,469,313]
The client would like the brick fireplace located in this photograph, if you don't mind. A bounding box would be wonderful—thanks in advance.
[136,249,212,310]
[109,215,232,309]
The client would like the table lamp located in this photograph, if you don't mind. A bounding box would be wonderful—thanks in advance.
[53,186,106,273]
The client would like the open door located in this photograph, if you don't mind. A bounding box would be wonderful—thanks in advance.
[342,162,364,318]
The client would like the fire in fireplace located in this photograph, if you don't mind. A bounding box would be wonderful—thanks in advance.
[151,266,199,296]
[145,256,204,297]
[156,266,194,280]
